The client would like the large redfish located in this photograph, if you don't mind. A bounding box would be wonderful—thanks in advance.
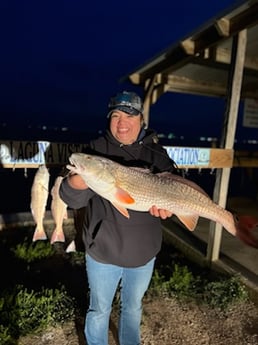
[30,165,50,241]
[67,153,258,248]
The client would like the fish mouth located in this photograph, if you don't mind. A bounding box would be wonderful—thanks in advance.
[68,157,74,164]
[68,155,77,166]
[68,155,87,173]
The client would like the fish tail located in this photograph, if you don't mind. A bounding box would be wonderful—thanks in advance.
[235,217,258,248]
[32,226,47,242]
[50,227,65,244]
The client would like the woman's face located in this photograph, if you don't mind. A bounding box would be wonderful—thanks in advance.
[109,110,142,145]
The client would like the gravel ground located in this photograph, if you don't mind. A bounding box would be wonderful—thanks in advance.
[2,222,258,345]
[18,295,258,345]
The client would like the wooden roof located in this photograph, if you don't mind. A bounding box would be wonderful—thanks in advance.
[125,0,258,107]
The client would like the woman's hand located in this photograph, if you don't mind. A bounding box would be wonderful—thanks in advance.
[149,205,173,219]
[67,174,88,190]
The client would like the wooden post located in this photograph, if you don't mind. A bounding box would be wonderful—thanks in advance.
[206,30,247,262]
[143,75,157,128]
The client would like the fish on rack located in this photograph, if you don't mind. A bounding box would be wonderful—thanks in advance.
[66,153,258,249]
[30,165,50,242]
[50,176,68,244]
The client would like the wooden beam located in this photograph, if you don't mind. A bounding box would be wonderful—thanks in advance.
[207,30,247,262]
[233,156,258,167]
[131,46,194,84]
[143,75,158,127]
[164,147,234,169]
[166,66,258,99]
[1,141,258,169]
[166,74,227,97]
[191,54,258,76]
[215,18,230,37]
[230,3,258,32]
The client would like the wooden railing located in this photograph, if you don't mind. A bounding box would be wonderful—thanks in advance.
[0,140,258,169]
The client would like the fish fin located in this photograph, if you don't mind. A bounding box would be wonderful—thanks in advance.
[177,214,199,231]
[129,167,151,174]
[111,202,130,218]
[50,228,65,244]
[63,209,68,219]
[156,172,174,178]
[32,227,48,242]
[114,187,135,204]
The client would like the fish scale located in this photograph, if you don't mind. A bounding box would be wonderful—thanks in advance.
[109,166,217,215]
[66,153,258,248]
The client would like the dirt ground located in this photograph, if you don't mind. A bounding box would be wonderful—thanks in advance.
[18,295,258,345]
[2,224,258,345]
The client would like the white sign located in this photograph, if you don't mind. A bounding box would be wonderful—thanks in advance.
[0,140,87,166]
[164,146,210,166]
[243,98,258,128]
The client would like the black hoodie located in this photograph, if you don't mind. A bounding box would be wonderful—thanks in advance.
[59,128,177,267]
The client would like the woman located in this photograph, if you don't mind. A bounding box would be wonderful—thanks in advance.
[60,90,177,345]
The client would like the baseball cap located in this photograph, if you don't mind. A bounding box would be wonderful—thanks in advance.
[107,91,144,117]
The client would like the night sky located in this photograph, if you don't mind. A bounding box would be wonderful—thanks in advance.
[1,0,251,143]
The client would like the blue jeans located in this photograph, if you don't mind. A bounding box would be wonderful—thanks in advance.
[85,254,155,345]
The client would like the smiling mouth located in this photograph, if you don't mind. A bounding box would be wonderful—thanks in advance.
[118,128,129,133]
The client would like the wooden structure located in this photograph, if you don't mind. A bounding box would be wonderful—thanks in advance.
[123,0,258,263]
[1,140,257,169]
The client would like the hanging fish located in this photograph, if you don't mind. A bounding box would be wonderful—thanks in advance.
[50,176,68,244]
[30,165,50,241]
